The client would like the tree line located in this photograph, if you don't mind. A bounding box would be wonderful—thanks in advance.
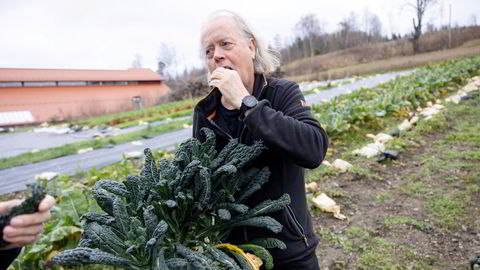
[276,10,385,64]
[133,0,479,101]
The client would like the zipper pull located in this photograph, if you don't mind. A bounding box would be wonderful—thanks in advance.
[303,236,310,247]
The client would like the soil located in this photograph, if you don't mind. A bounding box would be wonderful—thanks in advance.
[310,93,480,269]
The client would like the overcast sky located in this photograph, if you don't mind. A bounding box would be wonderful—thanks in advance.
[1,0,478,73]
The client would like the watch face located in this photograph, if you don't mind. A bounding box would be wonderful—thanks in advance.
[243,96,258,108]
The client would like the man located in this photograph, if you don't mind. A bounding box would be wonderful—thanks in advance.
[0,195,55,270]
[193,10,328,270]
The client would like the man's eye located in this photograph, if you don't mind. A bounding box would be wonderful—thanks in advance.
[222,42,232,47]
[206,49,213,58]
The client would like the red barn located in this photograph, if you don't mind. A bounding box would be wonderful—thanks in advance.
[0,68,170,126]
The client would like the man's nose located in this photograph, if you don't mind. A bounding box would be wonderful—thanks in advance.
[213,47,225,62]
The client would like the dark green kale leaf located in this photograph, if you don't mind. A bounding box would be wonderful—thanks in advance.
[0,184,46,248]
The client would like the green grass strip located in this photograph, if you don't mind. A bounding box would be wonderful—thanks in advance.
[0,118,192,170]
[73,98,198,128]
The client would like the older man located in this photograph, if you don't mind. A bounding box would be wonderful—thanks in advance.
[0,195,55,270]
[193,10,328,270]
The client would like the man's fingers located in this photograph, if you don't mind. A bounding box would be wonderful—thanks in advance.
[10,210,51,227]
[2,234,37,246]
[208,78,219,86]
[3,224,44,238]
[38,195,55,212]
[212,67,226,73]
[0,199,23,214]
[209,80,227,96]
[208,79,223,90]
[209,67,227,80]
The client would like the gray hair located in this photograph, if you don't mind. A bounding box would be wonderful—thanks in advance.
[200,10,280,75]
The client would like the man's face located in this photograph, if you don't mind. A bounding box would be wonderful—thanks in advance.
[201,16,256,91]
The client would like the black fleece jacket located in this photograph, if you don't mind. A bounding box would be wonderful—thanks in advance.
[193,74,328,267]
[1,247,21,270]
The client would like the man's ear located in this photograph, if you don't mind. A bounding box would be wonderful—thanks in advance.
[248,38,256,60]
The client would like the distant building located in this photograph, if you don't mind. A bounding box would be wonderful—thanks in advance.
[0,68,170,126]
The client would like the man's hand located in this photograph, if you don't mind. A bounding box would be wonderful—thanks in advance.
[0,195,55,250]
[208,67,250,109]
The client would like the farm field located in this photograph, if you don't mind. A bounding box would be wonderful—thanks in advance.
[311,85,480,269]
[3,56,480,270]
[305,57,480,269]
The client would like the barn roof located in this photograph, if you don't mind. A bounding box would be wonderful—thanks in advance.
[0,68,164,82]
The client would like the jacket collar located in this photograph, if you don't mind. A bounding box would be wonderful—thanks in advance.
[252,73,268,99]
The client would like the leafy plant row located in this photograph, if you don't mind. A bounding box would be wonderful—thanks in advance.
[312,57,480,137]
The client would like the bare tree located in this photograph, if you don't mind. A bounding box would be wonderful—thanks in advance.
[294,13,322,57]
[283,36,294,63]
[362,9,383,42]
[338,12,359,48]
[362,8,371,36]
[131,54,142,68]
[273,34,283,50]
[157,43,177,78]
[407,0,437,53]
[369,15,383,40]
[470,14,478,26]
[387,10,398,39]
[273,34,288,63]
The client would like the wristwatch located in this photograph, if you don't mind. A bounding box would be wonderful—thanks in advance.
[240,95,258,115]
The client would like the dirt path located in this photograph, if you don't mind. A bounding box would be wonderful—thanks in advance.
[309,91,480,269]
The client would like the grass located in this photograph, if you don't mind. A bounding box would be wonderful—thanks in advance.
[417,96,479,231]
[302,78,355,95]
[318,226,432,270]
[311,85,479,267]
[409,113,448,136]
[426,193,468,230]
[356,237,429,270]
[445,130,480,145]
[383,215,430,232]
[286,42,480,83]
[112,108,192,129]
[0,118,191,170]
[398,180,432,197]
[303,83,337,95]
[306,165,339,182]
[384,137,409,151]
[442,149,480,161]
[398,93,479,230]
[73,98,198,128]
[0,126,33,135]
[283,26,480,79]
[373,192,394,204]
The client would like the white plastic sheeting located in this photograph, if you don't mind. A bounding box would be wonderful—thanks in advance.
[0,111,34,126]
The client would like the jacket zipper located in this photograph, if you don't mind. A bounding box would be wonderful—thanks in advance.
[239,75,268,144]
[287,205,310,247]
[207,118,232,140]
[202,75,266,243]
[239,76,267,243]
[196,87,233,140]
